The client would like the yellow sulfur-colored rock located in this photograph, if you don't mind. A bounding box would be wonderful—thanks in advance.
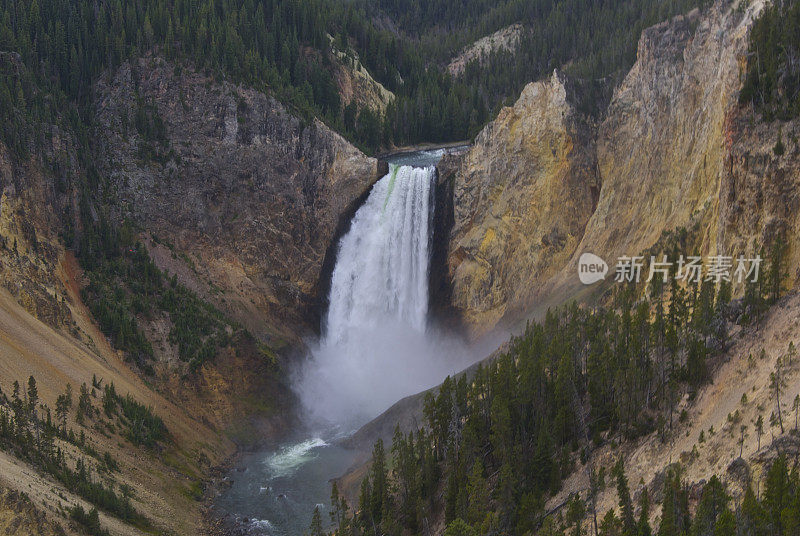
[442,70,599,337]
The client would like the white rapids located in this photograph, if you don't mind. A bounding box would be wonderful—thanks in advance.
[265,438,328,478]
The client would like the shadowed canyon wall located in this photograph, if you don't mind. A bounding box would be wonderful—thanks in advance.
[93,56,383,343]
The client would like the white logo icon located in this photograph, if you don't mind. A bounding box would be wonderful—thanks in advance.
[578,253,608,285]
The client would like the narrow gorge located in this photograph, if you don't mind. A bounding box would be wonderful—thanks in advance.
[1,0,799,535]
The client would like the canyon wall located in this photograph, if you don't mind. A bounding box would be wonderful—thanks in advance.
[439,70,599,333]
[0,52,384,534]
[92,56,383,341]
[0,53,78,331]
[442,0,800,337]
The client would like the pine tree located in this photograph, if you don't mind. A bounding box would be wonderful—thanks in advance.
[739,484,766,535]
[466,460,489,527]
[762,456,790,535]
[443,518,476,536]
[27,376,38,414]
[637,487,652,536]
[712,509,735,536]
[566,494,586,536]
[77,382,93,422]
[690,476,728,536]
[770,357,786,434]
[755,414,764,450]
[309,506,325,536]
[600,509,623,536]
[329,481,342,528]
[357,476,373,534]
[612,458,636,536]
[658,469,680,536]
[370,439,388,525]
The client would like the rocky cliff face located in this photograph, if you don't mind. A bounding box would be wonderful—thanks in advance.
[575,3,742,279]
[0,53,384,534]
[719,106,800,288]
[92,56,383,340]
[0,143,72,329]
[0,54,77,331]
[440,70,599,334]
[331,48,395,116]
[442,0,798,337]
[0,52,382,438]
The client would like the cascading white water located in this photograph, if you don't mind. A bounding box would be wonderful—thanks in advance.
[325,165,433,343]
[296,163,467,427]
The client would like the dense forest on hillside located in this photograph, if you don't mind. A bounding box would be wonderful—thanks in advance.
[0,0,709,154]
[739,0,800,121]
[368,0,707,126]
[75,209,235,373]
[322,236,790,536]
[317,455,800,536]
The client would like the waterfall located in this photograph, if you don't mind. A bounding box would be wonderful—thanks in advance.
[324,165,434,344]
[296,164,466,427]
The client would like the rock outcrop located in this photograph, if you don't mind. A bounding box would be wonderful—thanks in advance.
[0,487,65,536]
[92,56,383,340]
[441,70,599,334]
[0,141,73,330]
[331,47,395,115]
[719,106,800,288]
[573,4,743,280]
[442,0,798,337]
[0,55,77,332]
[447,24,523,77]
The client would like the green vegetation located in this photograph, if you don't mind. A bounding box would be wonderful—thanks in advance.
[0,0,340,121]
[0,48,77,159]
[77,215,232,372]
[70,505,111,536]
[631,457,798,536]
[374,0,707,130]
[740,0,800,121]
[505,456,800,536]
[0,0,709,156]
[0,376,154,532]
[102,382,167,449]
[0,0,400,152]
[79,237,156,367]
[325,238,787,535]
